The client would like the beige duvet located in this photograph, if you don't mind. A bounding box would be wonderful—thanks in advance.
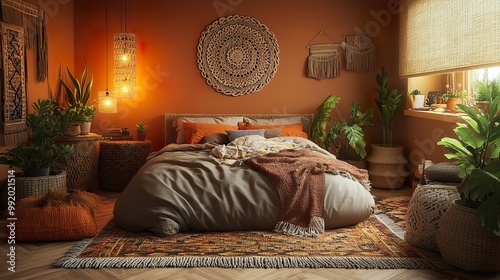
[113,137,375,236]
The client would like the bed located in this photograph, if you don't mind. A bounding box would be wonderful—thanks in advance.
[113,114,375,237]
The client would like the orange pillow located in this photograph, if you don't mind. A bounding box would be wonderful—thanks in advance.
[238,122,308,138]
[183,122,238,144]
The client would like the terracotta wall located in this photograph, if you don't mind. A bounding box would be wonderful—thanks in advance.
[71,0,401,151]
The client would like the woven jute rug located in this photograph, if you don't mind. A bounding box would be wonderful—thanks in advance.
[54,196,436,269]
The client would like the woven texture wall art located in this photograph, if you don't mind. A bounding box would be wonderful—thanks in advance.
[307,43,341,80]
[0,22,28,145]
[343,34,375,72]
[197,15,279,96]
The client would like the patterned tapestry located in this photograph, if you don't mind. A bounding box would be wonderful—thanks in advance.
[0,22,28,145]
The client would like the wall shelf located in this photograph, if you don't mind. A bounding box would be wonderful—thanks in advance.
[404,109,464,123]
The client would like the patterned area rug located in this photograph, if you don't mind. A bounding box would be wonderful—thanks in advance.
[54,196,435,269]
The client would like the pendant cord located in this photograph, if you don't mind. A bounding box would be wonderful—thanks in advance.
[105,0,109,92]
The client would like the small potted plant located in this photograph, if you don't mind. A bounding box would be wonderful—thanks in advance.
[407,89,425,109]
[136,121,148,141]
[60,63,97,134]
[475,79,499,113]
[311,95,373,168]
[436,94,500,271]
[442,83,467,112]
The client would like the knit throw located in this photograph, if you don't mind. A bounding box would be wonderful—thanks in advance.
[246,149,369,237]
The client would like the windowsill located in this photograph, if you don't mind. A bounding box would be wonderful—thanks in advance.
[404,109,464,123]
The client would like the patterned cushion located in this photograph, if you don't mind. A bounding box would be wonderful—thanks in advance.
[226,129,265,142]
[425,162,461,183]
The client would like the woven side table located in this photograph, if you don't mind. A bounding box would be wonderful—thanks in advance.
[99,140,152,192]
[54,133,101,191]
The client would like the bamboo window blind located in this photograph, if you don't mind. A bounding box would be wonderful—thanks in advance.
[399,0,500,78]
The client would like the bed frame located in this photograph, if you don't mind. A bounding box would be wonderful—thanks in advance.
[164,113,314,146]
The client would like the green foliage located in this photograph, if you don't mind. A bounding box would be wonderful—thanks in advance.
[0,99,77,173]
[476,79,500,102]
[60,63,93,107]
[136,121,147,133]
[375,67,404,147]
[437,94,500,236]
[60,63,96,122]
[408,89,421,96]
[311,95,374,160]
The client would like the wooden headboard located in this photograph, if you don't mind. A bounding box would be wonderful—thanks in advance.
[164,113,314,146]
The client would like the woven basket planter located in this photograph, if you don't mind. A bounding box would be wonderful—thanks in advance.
[15,171,67,202]
[366,144,409,189]
[436,200,500,272]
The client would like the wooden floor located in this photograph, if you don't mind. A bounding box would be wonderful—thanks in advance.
[1,186,499,280]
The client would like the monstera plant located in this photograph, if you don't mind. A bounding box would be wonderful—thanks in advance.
[311,95,373,161]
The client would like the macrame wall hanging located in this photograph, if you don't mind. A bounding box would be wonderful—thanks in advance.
[306,31,341,80]
[197,15,279,96]
[0,0,48,82]
[342,34,376,72]
[0,22,28,145]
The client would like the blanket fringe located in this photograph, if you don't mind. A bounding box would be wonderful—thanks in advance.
[274,217,325,237]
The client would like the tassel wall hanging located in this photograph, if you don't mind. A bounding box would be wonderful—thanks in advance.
[307,43,341,79]
[342,34,376,72]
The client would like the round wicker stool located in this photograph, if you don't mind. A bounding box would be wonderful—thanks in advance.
[404,183,459,252]
[54,133,101,191]
[99,140,152,192]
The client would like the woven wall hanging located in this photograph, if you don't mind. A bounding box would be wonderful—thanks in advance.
[0,22,28,145]
[343,34,376,72]
[197,15,279,96]
[307,43,341,80]
[0,0,48,82]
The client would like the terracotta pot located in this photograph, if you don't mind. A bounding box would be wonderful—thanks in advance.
[446,98,462,112]
[437,200,500,272]
[366,144,409,189]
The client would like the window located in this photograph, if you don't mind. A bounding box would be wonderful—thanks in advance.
[468,66,500,102]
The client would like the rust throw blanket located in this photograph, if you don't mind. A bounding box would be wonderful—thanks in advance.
[246,149,369,237]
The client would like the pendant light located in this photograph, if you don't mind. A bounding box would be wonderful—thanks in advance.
[98,0,118,113]
[114,0,136,99]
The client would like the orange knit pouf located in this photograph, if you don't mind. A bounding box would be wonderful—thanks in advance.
[14,190,99,241]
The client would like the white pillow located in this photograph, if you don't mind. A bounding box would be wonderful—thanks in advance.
[174,116,243,144]
[226,129,265,142]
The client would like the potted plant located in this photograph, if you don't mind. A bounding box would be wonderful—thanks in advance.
[136,121,148,141]
[443,82,467,112]
[436,94,500,272]
[0,99,77,175]
[475,79,499,112]
[60,63,96,135]
[311,95,373,168]
[366,67,408,189]
[407,89,425,109]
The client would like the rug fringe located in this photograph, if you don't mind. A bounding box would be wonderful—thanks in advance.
[54,254,434,269]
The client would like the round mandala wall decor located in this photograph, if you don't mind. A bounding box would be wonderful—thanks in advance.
[197,15,279,96]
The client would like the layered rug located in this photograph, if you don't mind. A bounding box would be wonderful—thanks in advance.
[54,196,436,269]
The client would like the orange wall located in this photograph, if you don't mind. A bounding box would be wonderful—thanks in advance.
[70,0,401,151]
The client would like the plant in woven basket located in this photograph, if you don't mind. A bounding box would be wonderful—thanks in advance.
[437,94,500,236]
[374,67,404,147]
[311,95,373,160]
[0,99,78,176]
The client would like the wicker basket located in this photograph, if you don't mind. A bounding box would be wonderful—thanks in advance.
[99,140,152,192]
[436,200,500,272]
[54,133,100,191]
[15,171,67,202]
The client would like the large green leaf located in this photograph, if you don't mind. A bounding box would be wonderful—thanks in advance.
[311,95,341,148]
[454,124,486,149]
[344,124,367,160]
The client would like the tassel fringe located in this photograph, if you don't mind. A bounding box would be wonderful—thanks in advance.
[307,43,341,79]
